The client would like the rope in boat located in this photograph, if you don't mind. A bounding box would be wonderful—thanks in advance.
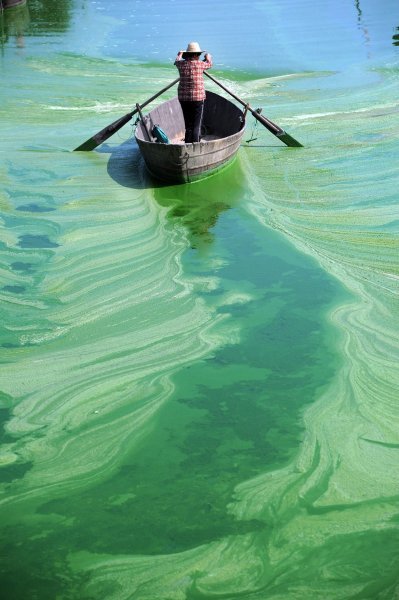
[245,109,262,143]
[111,118,137,144]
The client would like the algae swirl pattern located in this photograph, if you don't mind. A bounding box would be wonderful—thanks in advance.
[1,13,399,599]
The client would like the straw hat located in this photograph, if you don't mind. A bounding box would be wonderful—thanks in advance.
[184,41,203,53]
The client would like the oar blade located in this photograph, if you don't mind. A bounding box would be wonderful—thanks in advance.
[73,77,179,152]
[204,71,303,148]
[251,110,303,147]
[74,137,101,152]
[74,112,134,152]
[276,131,303,148]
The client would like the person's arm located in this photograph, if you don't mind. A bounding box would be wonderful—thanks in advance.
[174,50,184,65]
[202,52,213,69]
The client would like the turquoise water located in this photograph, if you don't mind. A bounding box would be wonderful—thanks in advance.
[1,1,399,598]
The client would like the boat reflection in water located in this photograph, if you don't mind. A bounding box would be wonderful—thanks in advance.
[104,133,248,253]
[153,156,248,253]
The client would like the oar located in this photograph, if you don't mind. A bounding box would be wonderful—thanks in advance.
[74,77,179,151]
[204,71,302,147]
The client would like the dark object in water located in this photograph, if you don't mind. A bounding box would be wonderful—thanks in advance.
[135,91,245,184]
[1,0,27,8]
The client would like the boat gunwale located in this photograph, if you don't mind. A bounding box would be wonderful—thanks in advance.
[135,126,245,153]
[134,90,245,146]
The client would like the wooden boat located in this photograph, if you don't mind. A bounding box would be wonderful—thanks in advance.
[135,91,245,184]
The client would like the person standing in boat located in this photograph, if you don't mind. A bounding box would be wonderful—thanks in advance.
[174,41,212,143]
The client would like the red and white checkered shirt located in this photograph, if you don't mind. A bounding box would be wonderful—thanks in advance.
[174,57,213,101]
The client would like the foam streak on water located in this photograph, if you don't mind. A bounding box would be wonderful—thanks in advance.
[2,180,225,518]
[56,74,399,600]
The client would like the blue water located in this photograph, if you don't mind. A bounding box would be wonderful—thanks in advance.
[70,0,398,72]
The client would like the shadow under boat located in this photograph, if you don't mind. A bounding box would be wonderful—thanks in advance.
[104,132,246,190]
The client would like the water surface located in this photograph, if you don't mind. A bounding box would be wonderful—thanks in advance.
[1,1,399,598]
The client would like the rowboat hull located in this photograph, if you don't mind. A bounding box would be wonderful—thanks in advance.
[135,91,245,184]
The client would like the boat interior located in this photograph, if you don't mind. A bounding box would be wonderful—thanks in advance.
[135,91,245,145]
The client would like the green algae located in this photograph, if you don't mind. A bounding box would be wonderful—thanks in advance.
[0,147,344,596]
[30,202,340,559]
[1,1,399,598]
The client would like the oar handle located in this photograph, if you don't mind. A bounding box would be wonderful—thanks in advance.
[99,77,180,141]
[204,71,302,147]
[136,103,152,141]
[204,71,281,134]
[137,77,180,112]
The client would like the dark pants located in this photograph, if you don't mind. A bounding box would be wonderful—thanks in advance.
[179,100,204,143]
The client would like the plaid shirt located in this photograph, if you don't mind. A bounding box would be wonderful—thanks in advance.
[174,56,212,101]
